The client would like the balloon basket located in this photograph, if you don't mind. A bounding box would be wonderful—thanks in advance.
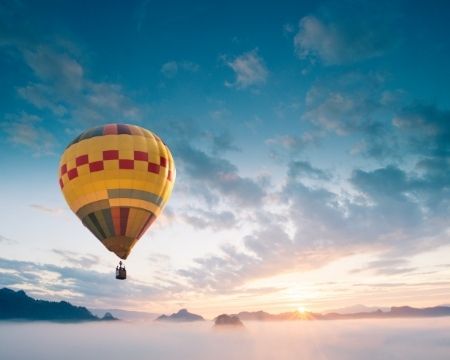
[115,261,127,280]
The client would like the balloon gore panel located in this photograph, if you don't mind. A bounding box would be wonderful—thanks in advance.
[59,124,176,259]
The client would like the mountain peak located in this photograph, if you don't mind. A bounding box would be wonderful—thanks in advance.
[156,309,204,322]
[101,312,118,321]
[214,314,244,328]
[0,287,106,322]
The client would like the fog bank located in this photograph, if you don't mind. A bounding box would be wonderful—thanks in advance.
[1,318,450,359]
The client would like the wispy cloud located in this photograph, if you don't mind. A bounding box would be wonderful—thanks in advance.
[294,4,394,65]
[14,45,142,128]
[179,219,339,292]
[393,104,450,157]
[181,208,237,231]
[0,234,15,244]
[224,49,268,89]
[1,112,57,156]
[265,132,321,157]
[161,60,199,78]
[302,71,402,160]
[30,204,65,214]
[288,160,331,180]
[303,72,386,135]
[175,142,266,208]
[52,249,100,268]
[205,130,240,154]
[135,0,151,32]
[351,257,417,275]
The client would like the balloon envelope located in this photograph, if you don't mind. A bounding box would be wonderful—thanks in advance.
[58,124,175,259]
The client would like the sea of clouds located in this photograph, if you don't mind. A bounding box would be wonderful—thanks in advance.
[1,318,450,359]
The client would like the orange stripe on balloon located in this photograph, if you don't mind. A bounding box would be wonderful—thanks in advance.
[111,207,121,236]
[137,213,155,239]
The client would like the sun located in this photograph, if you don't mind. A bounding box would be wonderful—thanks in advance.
[297,306,306,314]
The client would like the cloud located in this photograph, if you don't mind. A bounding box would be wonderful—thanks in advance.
[378,103,450,217]
[0,234,15,244]
[302,72,402,160]
[294,4,394,65]
[205,130,240,154]
[23,46,83,91]
[30,204,65,214]
[283,23,295,34]
[25,76,434,298]
[52,249,100,269]
[10,46,142,128]
[351,257,417,275]
[348,167,426,244]
[225,49,268,89]
[181,208,237,231]
[393,104,450,157]
[1,319,450,360]
[178,156,450,292]
[288,160,331,180]
[208,107,230,122]
[302,75,449,166]
[304,72,385,135]
[265,132,321,156]
[179,217,339,292]
[174,142,266,208]
[161,61,178,78]
[179,187,346,291]
[343,162,448,259]
[351,166,410,199]
[0,3,142,130]
[161,60,199,78]
[1,112,57,156]
[153,118,265,215]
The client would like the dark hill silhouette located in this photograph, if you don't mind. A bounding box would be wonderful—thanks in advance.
[156,309,204,322]
[0,288,115,322]
[214,314,244,328]
[388,306,450,318]
[238,310,274,321]
[236,306,450,321]
[101,312,119,321]
[90,308,157,321]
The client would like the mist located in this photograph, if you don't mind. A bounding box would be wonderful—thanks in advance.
[1,319,450,359]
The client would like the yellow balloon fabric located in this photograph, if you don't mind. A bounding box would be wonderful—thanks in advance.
[58,124,175,259]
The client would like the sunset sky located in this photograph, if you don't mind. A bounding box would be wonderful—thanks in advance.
[0,0,449,318]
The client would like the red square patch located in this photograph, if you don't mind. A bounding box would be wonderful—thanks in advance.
[89,161,104,172]
[160,157,167,167]
[103,150,119,160]
[134,151,148,161]
[67,168,78,180]
[148,163,160,174]
[60,164,67,176]
[119,159,134,169]
[76,154,89,166]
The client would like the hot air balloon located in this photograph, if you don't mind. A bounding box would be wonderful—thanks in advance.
[58,124,175,279]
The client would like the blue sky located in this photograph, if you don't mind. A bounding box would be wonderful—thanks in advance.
[0,0,450,316]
